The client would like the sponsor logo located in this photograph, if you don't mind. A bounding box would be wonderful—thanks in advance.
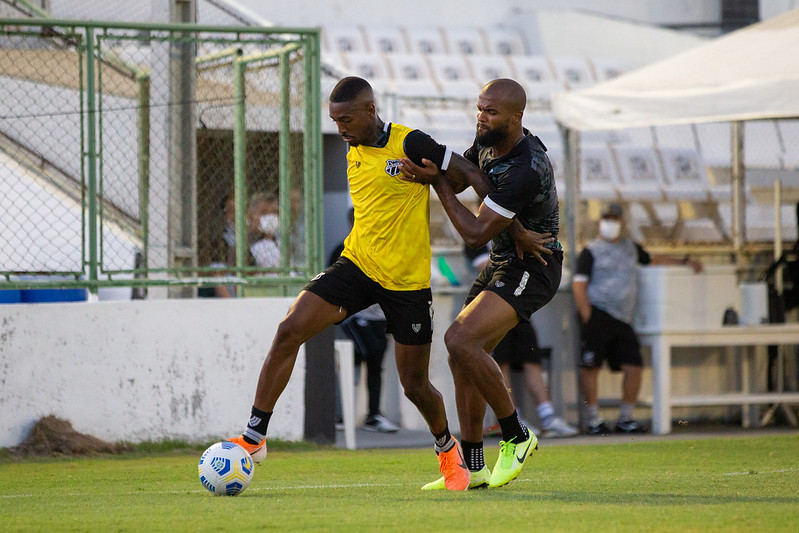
[495,281,505,288]
[310,272,325,282]
[248,415,262,427]
[385,159,402,176]
[513,271,530,297]
[582,350,596,365]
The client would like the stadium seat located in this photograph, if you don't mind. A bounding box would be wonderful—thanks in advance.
[403,26,447,55]
[657,147,714,202]
[339,52,393,84]
[464,54,515,86]
[578,146,621,201]
[361,25,409,54]
[611,146,665,202]
[384,53,441,97]
[323,25,368,54]
[549,56,596,90]
[482,27,526,56]
[426,53,481,98]
[441,26,488,55]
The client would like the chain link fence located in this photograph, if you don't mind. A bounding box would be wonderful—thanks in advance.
[0,18,322,295]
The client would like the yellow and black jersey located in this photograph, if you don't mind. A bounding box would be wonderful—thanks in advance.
[341,122,452,291]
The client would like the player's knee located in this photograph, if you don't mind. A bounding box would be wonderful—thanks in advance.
[443,323,470,358]
[273,318,306,350]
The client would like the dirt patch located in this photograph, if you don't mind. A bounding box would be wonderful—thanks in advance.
[8,415,132,457]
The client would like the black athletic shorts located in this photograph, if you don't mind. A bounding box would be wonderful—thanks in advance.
[305,257,433,346]
[463,251,562,322]
[579,306,643,371]
[492,320,544,371]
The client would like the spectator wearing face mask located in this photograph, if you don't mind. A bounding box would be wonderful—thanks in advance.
[572,203,701,435]
[247,192,281,270]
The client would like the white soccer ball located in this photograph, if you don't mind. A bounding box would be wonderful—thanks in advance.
[198,441,255,496]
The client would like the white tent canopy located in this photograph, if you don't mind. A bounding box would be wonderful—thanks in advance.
[552,7,799,130]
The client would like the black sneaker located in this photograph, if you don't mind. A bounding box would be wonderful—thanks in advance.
[586,421,612,436]
[614,419,647,434]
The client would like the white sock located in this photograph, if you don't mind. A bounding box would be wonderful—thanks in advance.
[537,401,555,426]
[619,403,635,422]
[586,404,601,426]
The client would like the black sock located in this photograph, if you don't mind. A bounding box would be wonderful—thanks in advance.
[243,406,272,445]
[433,426,453,452]
[461,440,485,471]
[498,410,529,443]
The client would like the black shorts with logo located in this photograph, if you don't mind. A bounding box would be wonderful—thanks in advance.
[579,306,643,371]
[463,251,562,322]
[305,257,433,346]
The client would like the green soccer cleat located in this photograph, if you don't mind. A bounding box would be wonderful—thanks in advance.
[421,466,492,490]
[488,430,538,488]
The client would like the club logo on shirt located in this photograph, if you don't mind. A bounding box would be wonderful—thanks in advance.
[385,159,402,177]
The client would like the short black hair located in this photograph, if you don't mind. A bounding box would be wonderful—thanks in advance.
[329,76,373,103]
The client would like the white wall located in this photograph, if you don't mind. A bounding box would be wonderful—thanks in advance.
[0,297,304,448]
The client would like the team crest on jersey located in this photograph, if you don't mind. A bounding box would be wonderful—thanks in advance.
[385,159,402,177]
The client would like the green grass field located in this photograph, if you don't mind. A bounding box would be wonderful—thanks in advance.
[2,434,798,532]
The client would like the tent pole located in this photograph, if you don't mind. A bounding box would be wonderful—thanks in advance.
[563,126,580,272]
[731,120,745,270]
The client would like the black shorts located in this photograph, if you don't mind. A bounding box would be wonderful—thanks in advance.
[492,320,544,371]
[579,306,642,371]
[463,251,562,322]
[305,257,433,346]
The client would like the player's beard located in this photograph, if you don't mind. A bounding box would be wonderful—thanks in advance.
[476,122,509,147]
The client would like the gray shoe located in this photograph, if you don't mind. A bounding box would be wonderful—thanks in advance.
[541,416,578,438]
[363,414,399,433]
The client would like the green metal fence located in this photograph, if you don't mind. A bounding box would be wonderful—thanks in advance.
[0,18,322,295]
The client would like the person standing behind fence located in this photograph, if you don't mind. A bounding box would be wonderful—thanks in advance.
[573,202,701,435]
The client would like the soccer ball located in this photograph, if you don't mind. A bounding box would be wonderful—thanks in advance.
[198,441,255,496]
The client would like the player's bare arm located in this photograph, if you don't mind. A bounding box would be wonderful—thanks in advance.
[400,156,554,263]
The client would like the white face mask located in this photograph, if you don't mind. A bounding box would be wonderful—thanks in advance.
[598,219,622,241]
[259,214,279,236]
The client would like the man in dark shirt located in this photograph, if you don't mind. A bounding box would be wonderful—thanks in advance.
[401,78,560,489]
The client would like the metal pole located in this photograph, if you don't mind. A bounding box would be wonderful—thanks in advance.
[233,57,247,296]
[304,33,323,276]
[85,27,99,290]
[278,49,291,273]
[137,72,151,276]
[731,121,745,269]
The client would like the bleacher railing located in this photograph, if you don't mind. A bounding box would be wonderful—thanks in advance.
[0,18,322,294]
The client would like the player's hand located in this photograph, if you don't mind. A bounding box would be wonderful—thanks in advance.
[399,157,440,185]
[514,229,554,265]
